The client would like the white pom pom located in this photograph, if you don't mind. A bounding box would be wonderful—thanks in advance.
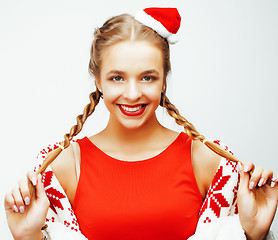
[167,34,179,44]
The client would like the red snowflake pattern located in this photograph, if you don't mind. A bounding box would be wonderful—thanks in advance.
[234,203,238,214]
[232,174,240,207]
[71,227,79,232]
[68,207,74,216]
[204,217,211,223]
[42,171,53,188]
[46,187,66,211]
[226,159,237,173]
[213,140,234,156]
[64,220,70,227]
[46,217,55,223]
[42,171,66,213]
[199,166,231,218]
[72,218,78,227]
[34,141,81,232]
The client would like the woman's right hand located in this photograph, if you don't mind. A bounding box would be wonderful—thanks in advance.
[4,171,50,240]
[238,163,278,240]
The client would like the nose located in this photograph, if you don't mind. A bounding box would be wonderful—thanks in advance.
[123,80,142,101]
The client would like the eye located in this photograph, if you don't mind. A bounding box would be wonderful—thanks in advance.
[111,76,123,82]
[142,76,156,82]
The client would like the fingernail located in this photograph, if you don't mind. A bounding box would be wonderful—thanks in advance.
[19,206,24,213]
[13,205,19,213]
[32,177,37,186]
[249,181,255,190]
[244,166,249,172]
[24,197,30,205]
[272,177,278,182]
[258,178,265,187]
[237,163,243,172]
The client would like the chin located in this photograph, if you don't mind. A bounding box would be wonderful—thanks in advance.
[120,122,145,130]
[118,118,149,131]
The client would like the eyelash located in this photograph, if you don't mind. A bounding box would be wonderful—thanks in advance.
[110,76,157,82]
[142,76,157,82]
[111,76,123,82]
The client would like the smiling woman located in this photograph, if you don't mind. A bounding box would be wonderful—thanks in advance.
[98,41,164,130]
[4,7,278,240]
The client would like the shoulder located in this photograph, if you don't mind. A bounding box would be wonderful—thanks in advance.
[50,143,76,194]
[192,139,221,198]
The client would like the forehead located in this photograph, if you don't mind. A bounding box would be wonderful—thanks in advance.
[100,41,163,75]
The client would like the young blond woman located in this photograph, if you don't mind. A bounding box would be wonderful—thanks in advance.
[4,8,278,240]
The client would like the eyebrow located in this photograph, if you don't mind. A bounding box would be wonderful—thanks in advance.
[141,70,160,75]
[106,70,125,77]
[106,69,160,77]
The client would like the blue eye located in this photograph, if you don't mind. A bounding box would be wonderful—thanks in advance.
[142,76,155,82]
[112,76,123,82]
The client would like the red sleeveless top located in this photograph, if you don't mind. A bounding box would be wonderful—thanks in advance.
[73,132,203,240]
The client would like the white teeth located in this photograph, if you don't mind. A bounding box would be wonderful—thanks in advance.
[121,105,143,112]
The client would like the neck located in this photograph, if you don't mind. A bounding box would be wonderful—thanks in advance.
[102,113,165,145]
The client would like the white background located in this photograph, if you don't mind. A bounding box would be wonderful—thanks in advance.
[0,0,277,238]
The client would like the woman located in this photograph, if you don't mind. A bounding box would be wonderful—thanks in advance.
[5,7,278,240]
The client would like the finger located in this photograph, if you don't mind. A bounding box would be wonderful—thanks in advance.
[272,174,278,184]
[4,192,17,214]
[270,178,278,202]
[243,162,255,173]
[238,163,250,195]
[36,174,49,205]
[27,171,37,186]
[18,178,31,206]
[259,169,273,186]
[12,187,25,213]
[249,167,264,190]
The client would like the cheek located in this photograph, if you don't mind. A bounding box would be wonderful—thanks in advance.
[147,84,163,99]
[101,87,118,111]
[102,85,121,101]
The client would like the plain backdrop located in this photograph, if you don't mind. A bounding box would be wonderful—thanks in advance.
[0,0,277,238]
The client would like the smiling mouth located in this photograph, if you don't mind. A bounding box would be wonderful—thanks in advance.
[121,105,143,112]
[117,104,147,116]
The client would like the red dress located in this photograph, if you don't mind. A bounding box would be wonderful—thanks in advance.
[73,132,203,240]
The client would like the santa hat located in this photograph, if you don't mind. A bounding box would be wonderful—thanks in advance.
[134,7,181,44]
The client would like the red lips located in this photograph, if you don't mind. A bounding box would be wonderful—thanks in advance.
[118,104,147,117]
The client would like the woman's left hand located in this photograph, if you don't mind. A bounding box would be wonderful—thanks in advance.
[237,162,278,240]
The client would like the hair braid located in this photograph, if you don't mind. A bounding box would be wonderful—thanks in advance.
[36,90,101,176]
[161,93,240,163]
[161,95,270,202]
[162,94,205,141]
[27,90,101,202]
[62,91,101,148]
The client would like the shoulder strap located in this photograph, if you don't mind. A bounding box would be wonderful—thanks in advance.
[71,142,81,182]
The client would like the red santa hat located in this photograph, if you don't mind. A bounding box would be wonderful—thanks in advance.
[134,7,181,44]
